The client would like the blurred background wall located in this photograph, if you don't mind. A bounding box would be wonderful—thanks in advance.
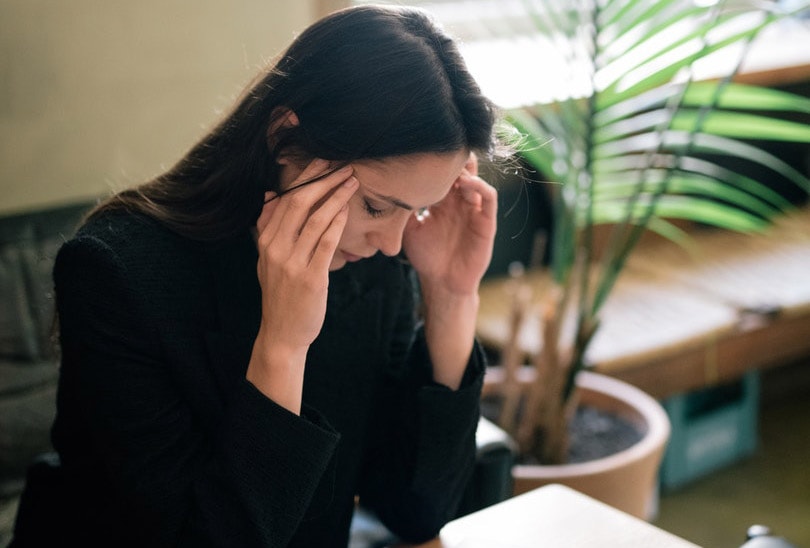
[0,1,350,216]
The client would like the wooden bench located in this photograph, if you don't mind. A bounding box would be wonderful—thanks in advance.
[476,207,810,400]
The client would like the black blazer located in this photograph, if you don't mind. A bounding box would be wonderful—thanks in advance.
[11,212,484,548]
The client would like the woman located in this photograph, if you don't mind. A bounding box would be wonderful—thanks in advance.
[11,4,503,547]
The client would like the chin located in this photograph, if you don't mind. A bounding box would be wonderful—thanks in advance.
[329,256,347,271]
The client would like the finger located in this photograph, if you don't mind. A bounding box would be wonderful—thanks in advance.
[259,159,332,240]
[266,163,354,243]
[257,192,278,234]
[309,203,349,271]
[257,162,349,258]
[288,158,333,191]
[465,151,479,176]
[457,181,482,208]
[456,173,498,220]
[294,176,358,253]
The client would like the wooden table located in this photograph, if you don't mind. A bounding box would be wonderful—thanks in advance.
[403,484,700,547]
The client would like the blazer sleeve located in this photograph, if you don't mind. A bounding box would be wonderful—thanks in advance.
[356,266,485,544]
[53,235,340,548]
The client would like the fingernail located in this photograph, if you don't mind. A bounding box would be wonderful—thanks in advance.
[344,176,359,188]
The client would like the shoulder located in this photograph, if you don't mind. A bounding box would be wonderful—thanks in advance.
[71,210,197,261]
[70,209,208,264]
[55,210,210,301]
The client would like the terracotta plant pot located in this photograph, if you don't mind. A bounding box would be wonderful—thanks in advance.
[486,369,671,521]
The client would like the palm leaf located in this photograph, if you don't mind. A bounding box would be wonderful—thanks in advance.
[509,0,810,398]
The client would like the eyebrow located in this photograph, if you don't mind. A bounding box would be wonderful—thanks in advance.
[365,188,414,211]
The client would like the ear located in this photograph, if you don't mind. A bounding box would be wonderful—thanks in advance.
[266,107,300,162]
[268,107,300,133]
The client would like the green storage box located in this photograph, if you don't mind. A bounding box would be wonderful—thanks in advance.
[660,371,759,491]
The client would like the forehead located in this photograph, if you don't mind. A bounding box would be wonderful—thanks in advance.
[352,151,469,206]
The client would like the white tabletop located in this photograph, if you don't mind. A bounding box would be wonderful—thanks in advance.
[408,484,701,548]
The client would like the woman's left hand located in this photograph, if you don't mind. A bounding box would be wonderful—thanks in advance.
[403,152,497,296]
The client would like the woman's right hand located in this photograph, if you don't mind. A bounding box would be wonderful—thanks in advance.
[247,159,358,414]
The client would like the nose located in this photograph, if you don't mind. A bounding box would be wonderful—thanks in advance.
[368,217,408,257]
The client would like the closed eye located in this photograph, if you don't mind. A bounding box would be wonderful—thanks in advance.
[362,198,385,218]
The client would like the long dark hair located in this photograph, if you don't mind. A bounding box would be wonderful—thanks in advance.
[88,5,501,240]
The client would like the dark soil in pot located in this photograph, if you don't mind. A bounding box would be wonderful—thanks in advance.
[481,394,644,465]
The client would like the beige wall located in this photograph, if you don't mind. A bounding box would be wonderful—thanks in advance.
[0,1,337,216]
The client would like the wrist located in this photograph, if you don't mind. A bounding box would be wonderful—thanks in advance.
[421,289,479,391]
[420,283,480,316]
[247,330,309,415]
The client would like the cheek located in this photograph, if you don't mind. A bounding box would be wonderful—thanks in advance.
[338,201,367,242]
[344,196,412,242]
[345,196,383,231]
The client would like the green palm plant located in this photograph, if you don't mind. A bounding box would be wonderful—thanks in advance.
[499,0,810,464]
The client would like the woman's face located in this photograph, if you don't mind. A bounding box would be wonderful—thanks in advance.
[279,150,470,271]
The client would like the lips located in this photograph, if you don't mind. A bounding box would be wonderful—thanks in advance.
[341,251,364,262]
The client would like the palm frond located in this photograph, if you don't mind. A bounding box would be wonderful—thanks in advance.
[508,0,810,395]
